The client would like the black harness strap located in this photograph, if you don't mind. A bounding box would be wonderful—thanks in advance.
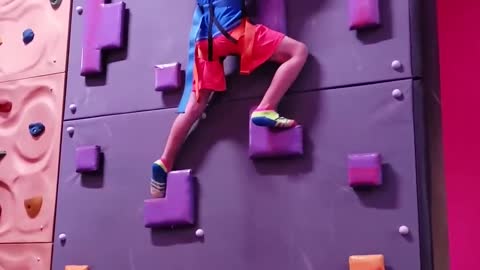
[201,0,240,61]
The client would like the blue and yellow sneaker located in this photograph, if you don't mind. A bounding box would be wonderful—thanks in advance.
[251,110,297,129]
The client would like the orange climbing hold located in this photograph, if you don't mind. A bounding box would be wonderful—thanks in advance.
[65,266,89,270]
[24,196,43,218]
[349,254,385,270]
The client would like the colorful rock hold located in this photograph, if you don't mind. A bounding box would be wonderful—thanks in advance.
[22,29,35,44]
[24,196,43,218]
[0,101,12,113]
[50,0,62,8]
[29,123,45,137]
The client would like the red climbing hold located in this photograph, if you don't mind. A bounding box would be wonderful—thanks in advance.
[0,101,12,113]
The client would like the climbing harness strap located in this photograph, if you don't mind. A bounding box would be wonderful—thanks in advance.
[198,0,239,61]
[178,0,250,113]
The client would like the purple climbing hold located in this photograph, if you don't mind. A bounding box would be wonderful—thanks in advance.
[249,110,303,158]
[347,153,383,187]
[22,29,35,44]
[154,63,182,92]
[144,170,195,228]
[29,123,45,137]
[348,0,381,30]
[81,0,126,75]
[75,145,101,173]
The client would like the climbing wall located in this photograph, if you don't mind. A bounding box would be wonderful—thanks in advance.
[0,0,71,269]
[53,0,430,269]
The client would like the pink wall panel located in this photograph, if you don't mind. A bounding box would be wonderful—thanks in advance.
[0,243,52,270]
[0,74,65,243]
[0,0,71,82]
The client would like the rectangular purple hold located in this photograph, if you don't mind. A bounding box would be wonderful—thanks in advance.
[81,0,126,75]
[154,63,182,92]
[96,2,126,49]
[347,153,382,186]
[144,170,195,228]
[75,145,101,173]
[348,0,380,30]
[249,113,303,158]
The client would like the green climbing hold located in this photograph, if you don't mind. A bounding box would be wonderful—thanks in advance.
[50,0,62,9]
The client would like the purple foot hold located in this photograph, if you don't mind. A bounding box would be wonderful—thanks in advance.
[154,63,182,92]
[144,170,195,228]
[81,0,126,76]
[249,110,303,159]
[348,0,381,30]
[75,145,101,173]
[348,153,382,187]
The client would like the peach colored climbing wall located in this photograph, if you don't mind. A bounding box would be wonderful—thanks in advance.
[0,0,71,83]
[0,243,52,270]
[0,73,65,243]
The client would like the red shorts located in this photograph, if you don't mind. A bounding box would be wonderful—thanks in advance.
[193,20,285,98]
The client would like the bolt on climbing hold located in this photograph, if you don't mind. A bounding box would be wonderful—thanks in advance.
[392,89,403,99]
[29,123,45,137]
[391,60,402,71]
[69,104,77,114]
[398,225,409,235]
[0,101,12,113]
[201,113,207,120]
[76,6,84,15]
[59,233,67,241]
[66,126,75,137]
[22,29,35,44]
[50,0,62,9]
[195,228,205,238]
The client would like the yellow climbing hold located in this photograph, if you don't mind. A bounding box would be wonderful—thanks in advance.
[24,196,43,218]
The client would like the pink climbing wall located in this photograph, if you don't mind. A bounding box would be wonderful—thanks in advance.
[0,0,71,268]
[0,243,52,270]
[0,74,66,243]
[0,0,71,83]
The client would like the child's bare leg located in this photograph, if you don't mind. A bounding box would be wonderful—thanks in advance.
[151,90,212,198]
[251,37,308,128]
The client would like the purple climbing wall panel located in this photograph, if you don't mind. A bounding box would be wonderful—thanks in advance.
[64,0,417,120]
[53,79,422,270]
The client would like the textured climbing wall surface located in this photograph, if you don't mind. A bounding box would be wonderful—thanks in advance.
[0,0,71,83]
[53,79,422,270]
[0,74,65,243]
[64,0,416,120]
[0,243,52,270]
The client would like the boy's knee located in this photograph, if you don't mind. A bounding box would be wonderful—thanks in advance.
[296,42,308,61]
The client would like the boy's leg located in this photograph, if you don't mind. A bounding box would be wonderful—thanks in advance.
[151,90,212,198]
[251,36,308,128]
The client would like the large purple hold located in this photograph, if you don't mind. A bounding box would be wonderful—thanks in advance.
[75,145,101,173]
[348,0,381,30]
[249,114,303,158]
[255,0,287,34]
[144,170,195,228]
[154,63,182,92]
[81,0,126,76]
